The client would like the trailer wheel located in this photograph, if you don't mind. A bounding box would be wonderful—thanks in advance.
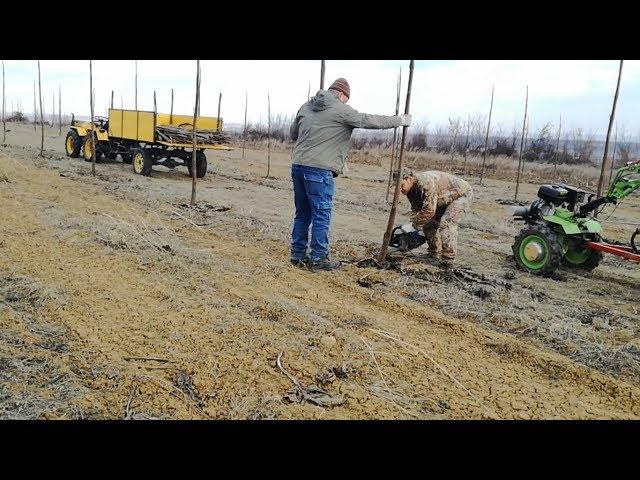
[512,224,562,276]
[65,130,82,158]
[187,151,207,178]
[562,234,603,271]
[132,148,153,176]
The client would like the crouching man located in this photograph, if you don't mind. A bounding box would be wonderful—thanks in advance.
[399,169,473,268]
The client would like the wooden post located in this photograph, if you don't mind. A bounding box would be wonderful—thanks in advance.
[38,61,44,157]
[216,92,222,132]
[378,60,415,264]
[190,60,201,207]
[2,61,5,143]
[514,86,529,201]
[553,114,562,177]
[266,93,271,178]
[58,85,62,135]
[463,113,471,175]
[386,67,402,203]
[170,88,174,123]
[597,60,623,198]
[153,90,157,114]
[320,60,325,90]
[111,90,114,109]
[90,60,96,175]
[242,91,247,160]
[51,91,55,128]
[479,84,494,186]
[307,82,310,101]
[33,80,37,131]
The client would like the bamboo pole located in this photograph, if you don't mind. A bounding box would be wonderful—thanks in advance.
[378,60,415,264]
[553,114,562,177]
[58,85,62,135]
[514,86,529,201]
[2,61,5,143]
[170,88,174,123]
[242,91,247,160]
[479,85,494,185]
[266,93,271,178]
[190,60,201,207]
[90,60,96,175]
[386,67,402,203]
[38,61,44,157]
[216,92,222,132]
[320,60,325,90]
[597,60,623,198]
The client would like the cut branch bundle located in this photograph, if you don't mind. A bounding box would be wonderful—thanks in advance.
[156,124,230,145]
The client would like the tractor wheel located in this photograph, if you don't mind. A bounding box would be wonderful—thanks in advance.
[65,130,82,158]
[512,224,563,276]
[131,148,153,176]
[562,234,603,271]
[82,134,103,163]
[186,151,207,178]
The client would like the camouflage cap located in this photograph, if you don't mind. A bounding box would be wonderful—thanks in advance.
[392,167,414,184]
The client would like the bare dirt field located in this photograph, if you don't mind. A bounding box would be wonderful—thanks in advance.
[1,122,638,419]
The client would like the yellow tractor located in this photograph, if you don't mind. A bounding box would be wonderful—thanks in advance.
[64,109,232,178]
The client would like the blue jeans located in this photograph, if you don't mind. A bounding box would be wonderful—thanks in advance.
[290,164,335,261]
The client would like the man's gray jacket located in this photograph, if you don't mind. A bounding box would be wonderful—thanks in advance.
[290,90,402,175]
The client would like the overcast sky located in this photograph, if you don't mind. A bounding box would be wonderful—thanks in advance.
[2,60,638,138]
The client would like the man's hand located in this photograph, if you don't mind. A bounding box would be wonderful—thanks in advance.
[399,114,412,127]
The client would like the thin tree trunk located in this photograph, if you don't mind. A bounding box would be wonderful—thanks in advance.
[216,92,222,132]
[307,82,310,101]
[514,86,529,201]
[378,60,415,264]
[609,123,618,186]
[38,61,44,157]
[153,90,157,114]
[52,91,55,128]
[90,60,96,175]
[190,60,201,206]
[242,91,247,160]
[33,80,37,131]
[135,60,139,140]
[58,85,62,135]
[479,85,494,185]
[386,67,402,203]
[320,60,325,90]
[170,88,174,123]
[597,60,623,198]
[266,93,271,178]
[553,114,562,177]
[2,61,5,143]
[463,114,470,175]
[111,90,114,109]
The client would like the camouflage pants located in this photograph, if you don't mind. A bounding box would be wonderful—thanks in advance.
[422,192,472,261]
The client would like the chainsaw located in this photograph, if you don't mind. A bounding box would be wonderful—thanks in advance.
[388,224,427,253]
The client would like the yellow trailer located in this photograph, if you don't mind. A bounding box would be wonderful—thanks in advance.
[64,109,233,178]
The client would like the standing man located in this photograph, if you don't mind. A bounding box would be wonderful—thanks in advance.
[289,78,412,271]
[398,169,473,268]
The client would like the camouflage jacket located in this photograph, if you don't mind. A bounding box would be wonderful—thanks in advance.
[405,171,472,227]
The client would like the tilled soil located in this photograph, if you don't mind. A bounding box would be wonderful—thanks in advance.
[0,123,638,419]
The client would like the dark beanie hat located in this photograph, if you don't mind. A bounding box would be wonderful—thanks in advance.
[328,78,350,98]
